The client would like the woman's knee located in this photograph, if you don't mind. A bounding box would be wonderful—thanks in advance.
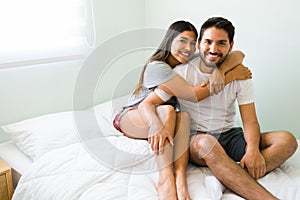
[158,104,175,111]
[157,105,175,115]
[156,105,176,120]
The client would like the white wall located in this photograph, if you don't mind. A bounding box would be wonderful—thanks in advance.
[0,0,146,142]
[145,0,300,138]
[1,0,299,142]
[83,0,146,105]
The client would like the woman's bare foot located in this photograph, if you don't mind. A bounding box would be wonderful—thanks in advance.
[158,172,178,200]
[175,172,192,200]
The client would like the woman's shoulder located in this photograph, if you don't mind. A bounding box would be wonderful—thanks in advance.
[143,60,177,88]
[147,60,170,68]
[145,60,173,74]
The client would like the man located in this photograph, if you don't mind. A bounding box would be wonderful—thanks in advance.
[174,17,298,200]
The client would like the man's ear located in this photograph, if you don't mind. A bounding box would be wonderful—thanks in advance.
[197,38,201,50]
[229,41,234,52]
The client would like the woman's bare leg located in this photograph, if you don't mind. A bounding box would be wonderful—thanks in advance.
[155,106,177,200]
[173,112,191,200]
[119,108,149,139]
[120,105,178,200]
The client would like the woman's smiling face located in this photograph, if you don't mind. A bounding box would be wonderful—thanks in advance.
[170,30,197,64]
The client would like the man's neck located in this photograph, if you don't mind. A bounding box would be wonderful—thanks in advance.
[199,60,215,74]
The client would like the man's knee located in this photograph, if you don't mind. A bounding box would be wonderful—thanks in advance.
[190,134,221,158]
[265,131,298,154]
[280,131,298,153]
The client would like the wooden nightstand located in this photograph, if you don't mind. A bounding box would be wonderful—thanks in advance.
[0,160,14,200]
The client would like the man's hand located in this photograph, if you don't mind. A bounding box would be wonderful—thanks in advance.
[240,148,266,179]
[148,126,174,154]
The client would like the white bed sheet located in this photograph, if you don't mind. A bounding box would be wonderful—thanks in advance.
[0,141,32,175]
[0,140,33,188]
[10,139,300,200]
[1,96,300,200]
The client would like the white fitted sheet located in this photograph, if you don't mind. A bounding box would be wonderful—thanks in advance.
[0,140,32,174]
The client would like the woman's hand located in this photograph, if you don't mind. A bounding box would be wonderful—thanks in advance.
[138,92,175,154]
[148,126,174,154]
[202,68,225,95]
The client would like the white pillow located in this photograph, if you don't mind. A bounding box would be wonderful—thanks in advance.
[1,111,80,161]
[1,95,129,161]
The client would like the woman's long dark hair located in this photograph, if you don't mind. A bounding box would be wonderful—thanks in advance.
[133,20,198,95]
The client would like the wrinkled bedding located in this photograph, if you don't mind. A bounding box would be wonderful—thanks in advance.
[12,140,300,200]
[9,97,300,200]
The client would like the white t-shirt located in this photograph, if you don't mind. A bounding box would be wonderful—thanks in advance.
[126,61,177,107]
[174,57,254,133]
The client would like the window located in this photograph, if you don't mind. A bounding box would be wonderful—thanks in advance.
[0,0,95,68]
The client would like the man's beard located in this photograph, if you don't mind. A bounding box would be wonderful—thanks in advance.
[200,52,228,68]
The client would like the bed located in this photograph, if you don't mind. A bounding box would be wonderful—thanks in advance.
[0,95,299,200]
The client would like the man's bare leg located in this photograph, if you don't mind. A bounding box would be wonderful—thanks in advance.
[173,112,192,200]
[190,134,278,200]
[259,131,298,173]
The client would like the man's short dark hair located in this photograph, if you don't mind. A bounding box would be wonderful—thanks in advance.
[199,17,235,43]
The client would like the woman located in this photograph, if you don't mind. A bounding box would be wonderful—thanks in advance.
[113,21,251,200]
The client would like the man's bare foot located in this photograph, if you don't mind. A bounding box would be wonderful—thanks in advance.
[158,173,177,200]
[175,172,192,200]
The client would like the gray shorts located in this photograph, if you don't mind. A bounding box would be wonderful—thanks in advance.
[191,127,246,162]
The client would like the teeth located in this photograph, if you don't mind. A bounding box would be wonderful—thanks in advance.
[181,52,190,57]
[208,55,218,59]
